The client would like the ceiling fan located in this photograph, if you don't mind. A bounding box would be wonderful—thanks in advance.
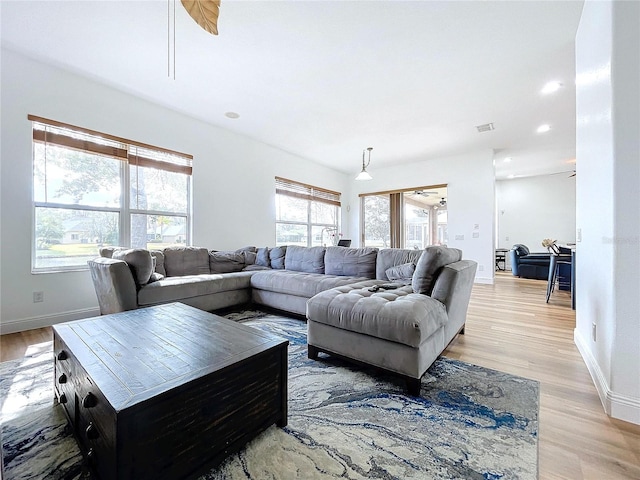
[181,0,221,36]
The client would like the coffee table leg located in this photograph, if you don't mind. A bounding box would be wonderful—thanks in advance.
[277,345,288,428]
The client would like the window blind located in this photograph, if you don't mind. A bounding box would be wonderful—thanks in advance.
[29,115,193,175]
[275,176,341,206]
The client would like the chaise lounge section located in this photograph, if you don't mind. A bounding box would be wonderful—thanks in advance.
[306,247,477,395]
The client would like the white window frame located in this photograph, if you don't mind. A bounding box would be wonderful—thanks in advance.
[275,177,341,247]
[30,115,193,273]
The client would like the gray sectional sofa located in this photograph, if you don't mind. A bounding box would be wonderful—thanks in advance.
[88,244,477,393]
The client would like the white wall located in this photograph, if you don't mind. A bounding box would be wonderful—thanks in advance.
[574,0,640,425]
[345,151,495,284]
[496,174,576,257]
[0,48,349,333]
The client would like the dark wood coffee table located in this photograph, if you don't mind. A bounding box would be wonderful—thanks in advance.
[53,302,288,480]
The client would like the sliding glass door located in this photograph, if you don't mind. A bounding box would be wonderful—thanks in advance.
[361,185,447,249]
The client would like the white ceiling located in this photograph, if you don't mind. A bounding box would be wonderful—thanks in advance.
[1,0,584,180]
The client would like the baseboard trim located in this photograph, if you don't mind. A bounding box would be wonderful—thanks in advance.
[474,277,494,285]
[574,329,640,425]
[0,307,100,335]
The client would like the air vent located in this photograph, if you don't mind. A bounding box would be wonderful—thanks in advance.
[476,123,495,133]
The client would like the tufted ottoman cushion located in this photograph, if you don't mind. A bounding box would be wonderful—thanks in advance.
[306,283,447,348]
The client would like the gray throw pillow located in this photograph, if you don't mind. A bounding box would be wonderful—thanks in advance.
[412,246,462,295]
[147,272,165,283]
[242,250,257,265]
[150,250,166,276]
[99,246,124,258]
[269,246,287,269]
[385,262,416,284]
[112,248,154,287]
[256,247,270,267]
[209,251,246,273]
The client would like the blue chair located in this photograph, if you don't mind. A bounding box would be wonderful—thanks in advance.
[509,244,551,280]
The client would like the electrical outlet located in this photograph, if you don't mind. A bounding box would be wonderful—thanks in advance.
[474,224,479,230]
[506,236,509,242]
[577,228,582,242]
[592,323,597,342]
[472,232,480,238]
[478,265,484,272]
[33,291,44,303]
[455,234,464,241]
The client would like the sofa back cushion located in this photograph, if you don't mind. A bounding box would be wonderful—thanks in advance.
[285,246,325,274]
[112,248,154,287]
[412,246,463,295]
[163,246,210,277]
[375,248,423,280]
[209,251,246,273]
[324,247,378,277]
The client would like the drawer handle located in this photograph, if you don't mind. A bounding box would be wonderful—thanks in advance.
[59,393,67,404]
[86,423,99,440]
[58,373,67,384]
[57,351,68,361]
[82,392,97,408]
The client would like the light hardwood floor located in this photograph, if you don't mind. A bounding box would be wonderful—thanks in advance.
[1,272,639,479]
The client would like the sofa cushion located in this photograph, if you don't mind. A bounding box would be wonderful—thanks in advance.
[250,270,371,298]
[324,246,377,278]
[376,248,424,280]
[163,246,210,277]
[150,250,166,276]
[306,283,447,348]
[99,246,125,258]
[138,272,254,306]
[243,264,271,271]
[285,246,325,274]
[209,251,246,273]
[412,246,462,295]
[269,246,287,269]
[112,248,154,287]
[256,247,270,267]
[385,262,416,284]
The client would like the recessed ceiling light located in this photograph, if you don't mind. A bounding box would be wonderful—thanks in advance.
[541,81,563,94]
[507,174,515,179]
[225,112,240,119]
[476,123,495,133]
[537,124,551,133]
[504,157,512,163]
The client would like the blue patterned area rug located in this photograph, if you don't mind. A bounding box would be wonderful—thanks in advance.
[1,310,539,479]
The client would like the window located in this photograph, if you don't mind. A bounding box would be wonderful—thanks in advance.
[31,115,192,272]
[361,185,447,249]
[275,177,341,247]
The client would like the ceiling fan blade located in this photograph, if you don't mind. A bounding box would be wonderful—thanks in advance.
[181,0,220,36]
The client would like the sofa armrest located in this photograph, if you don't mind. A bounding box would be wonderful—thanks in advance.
[88,257,138,315]
[430,260,477,336]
